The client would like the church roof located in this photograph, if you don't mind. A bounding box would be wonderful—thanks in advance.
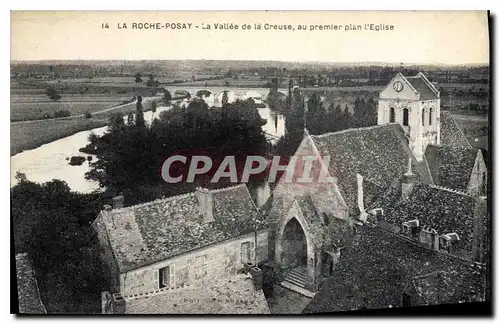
[124,273,270,314]
[310,124,429,215]
[425,145,479,191]
[15,253,47,314]
[405,75,440,100]
[440,111,473,149]
[303,224,486,313]
[367,182,482,256]
[95,184,267,273]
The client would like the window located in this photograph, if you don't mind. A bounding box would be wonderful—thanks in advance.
[402,108,409,126]
[402,293,412,307]
[159,265,175,288]
[422,108,425,126]
[389,107,395,123]
[194,255,207,279]
[241,241,251,264]
[429,107,433,126]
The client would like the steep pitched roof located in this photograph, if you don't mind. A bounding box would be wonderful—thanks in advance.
[368,182,479,256]
[124,273,270,314]
[405,75,439,100]
[440,111,473,149]
[97,184,267,273]
[425,145,479,191]
[310,124,429,215]
[406,269,484,305]
[15,253,47,314]
[303,224,486,313]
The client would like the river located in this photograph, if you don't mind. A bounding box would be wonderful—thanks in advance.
[10,92,286,201]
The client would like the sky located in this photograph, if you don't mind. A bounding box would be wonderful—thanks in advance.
[11,11,489,65]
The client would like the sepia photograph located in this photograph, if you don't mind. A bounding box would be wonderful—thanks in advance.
[10,10,491,315]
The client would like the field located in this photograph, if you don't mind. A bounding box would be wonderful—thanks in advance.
[10,93,135,121]
[11,117,109,156]
[452,115,489,151]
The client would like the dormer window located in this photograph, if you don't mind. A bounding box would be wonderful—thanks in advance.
[368,208,384,222]
[402,219,420,238]
[439,232,460,253]
[419,226,439,250]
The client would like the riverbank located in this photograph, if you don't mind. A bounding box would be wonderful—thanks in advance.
[11,117,109,156]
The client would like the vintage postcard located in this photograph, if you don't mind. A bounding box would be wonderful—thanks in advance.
[11,11,491,315]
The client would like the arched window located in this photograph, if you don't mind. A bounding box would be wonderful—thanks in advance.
[422,108,425,126]
[429,107,433,126]
[389,107,395,123]
[403,108,409,126]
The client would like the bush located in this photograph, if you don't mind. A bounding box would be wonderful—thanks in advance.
[54,110,71,118]
[84,111,92,119]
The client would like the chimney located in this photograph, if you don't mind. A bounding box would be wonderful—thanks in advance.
[402,219,420,238]
[402,158,417,200]
[195,187,214,223]
[112,194,124,209]
[356,173,367,221]
[419,226,439,251]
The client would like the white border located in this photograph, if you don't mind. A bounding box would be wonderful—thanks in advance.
[3,1,498,323]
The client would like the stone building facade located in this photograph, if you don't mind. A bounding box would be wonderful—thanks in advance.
[378,72,441,161]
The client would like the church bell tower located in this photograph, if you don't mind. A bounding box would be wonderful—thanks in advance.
[377,72,441,161]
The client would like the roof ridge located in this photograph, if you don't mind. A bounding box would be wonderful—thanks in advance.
[310,123,397,139]
[207,183,247,193]
[110,192,196,214]
[428,184,471,197]
[362,222,484,269]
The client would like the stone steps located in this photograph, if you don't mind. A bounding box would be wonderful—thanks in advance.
[279,267,315,298]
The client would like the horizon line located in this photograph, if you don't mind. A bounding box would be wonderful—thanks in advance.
[10,59,489,67]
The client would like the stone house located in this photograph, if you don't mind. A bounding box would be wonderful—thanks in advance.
[15,253,47,314]
[93,184,269,313]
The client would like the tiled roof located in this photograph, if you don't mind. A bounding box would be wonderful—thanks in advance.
[368,182,479,256]
[124,273,270,314]
[363,178,387,208]
[303,224,486,313]
[440,112,473,149]
[98,184,267,273]
[310,124,428,215]
[407,269,484,305]
[15,253,47,314]
[425,145,478,191]
[405,75,439,100]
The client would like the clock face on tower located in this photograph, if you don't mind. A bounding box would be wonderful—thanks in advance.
[393,81,404,92]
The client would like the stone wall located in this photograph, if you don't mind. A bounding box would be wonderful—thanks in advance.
[93,212,120,292]
[118,231,268,296]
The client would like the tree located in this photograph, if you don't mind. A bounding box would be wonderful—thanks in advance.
[11,179,110,313]
[134,73,143,84]
[135,96,146,130]
[163,90,172,104]
[146,74,160,87]
[151,101,157,120]
[78,85,89,97]
[45,86,62,101]
[221,91,229,106]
